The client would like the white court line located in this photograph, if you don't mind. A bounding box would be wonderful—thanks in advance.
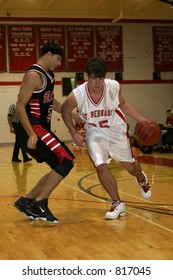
[6,159,173,234]
[72,172,173,210]
[126,210,173,234]
[64,173,173,234]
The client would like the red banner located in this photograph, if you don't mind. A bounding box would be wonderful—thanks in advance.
[67,26,94,71]
[38,25,66,71]
[0,25,7,72]
[153,26,173,72]
[95,26,123,71]
[8,25,36,72]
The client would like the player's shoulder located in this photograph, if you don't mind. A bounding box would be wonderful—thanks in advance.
[27,64,50,79]
[104,78,120,91]
[105,78,119,86]
[73,81,87,95]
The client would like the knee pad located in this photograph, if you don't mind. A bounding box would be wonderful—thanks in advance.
[54,158,74,177]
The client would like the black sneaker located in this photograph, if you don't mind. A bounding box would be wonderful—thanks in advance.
[14,197,38,220]
[26,199,58,223]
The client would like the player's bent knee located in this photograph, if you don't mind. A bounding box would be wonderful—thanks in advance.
[54,158,74,178]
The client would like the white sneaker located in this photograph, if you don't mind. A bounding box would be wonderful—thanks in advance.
[136,171,151,199]
[105,201,126,220]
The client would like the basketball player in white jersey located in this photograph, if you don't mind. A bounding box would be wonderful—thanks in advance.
[61,57,151,220]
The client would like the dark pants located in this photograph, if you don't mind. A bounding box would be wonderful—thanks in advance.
[12,122,30,161]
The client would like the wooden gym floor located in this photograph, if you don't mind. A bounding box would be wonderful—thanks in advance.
[0,143,173,260]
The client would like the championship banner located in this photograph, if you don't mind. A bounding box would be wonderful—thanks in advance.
[95,26,123,72]
[153,26,173,72]
[38,25,66,71]
[0,25,7,72]
[67,26,94,71]
[8,25,36,72]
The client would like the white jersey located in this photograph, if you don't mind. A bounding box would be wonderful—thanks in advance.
[73,79,126,130]
[73,79,133,166]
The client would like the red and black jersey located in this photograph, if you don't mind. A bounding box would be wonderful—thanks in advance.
[25,64,55,128]
[17,64,75,172]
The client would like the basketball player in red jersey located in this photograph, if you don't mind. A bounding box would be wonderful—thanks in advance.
[14,42,79,223]
[62,57,151,220]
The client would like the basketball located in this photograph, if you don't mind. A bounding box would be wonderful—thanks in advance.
[134,121,161,146]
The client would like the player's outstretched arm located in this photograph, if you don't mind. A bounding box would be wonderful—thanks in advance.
[119,87,148,123]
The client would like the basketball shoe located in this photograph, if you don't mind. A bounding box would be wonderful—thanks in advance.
[137,171,151,199]
[105,201,126,220]
[14,197,39,220]
[26,198,58,223]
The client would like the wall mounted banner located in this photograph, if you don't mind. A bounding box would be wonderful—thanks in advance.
[5,24,124,72]
[67,26,94,71]
[38,25,66,71]
[8,25,36,72]
[153,26,173,72]
[95,26,123,71]
[0,25,7,72]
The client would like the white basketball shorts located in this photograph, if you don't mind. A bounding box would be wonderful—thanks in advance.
[86,126,135,167]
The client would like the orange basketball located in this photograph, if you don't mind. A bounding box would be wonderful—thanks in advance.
[134,121,161,146]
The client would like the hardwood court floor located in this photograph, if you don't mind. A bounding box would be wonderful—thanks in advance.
[0,144,173,260]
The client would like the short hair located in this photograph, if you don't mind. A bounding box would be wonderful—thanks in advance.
[41,42,63,56]
[86,57,107,78]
